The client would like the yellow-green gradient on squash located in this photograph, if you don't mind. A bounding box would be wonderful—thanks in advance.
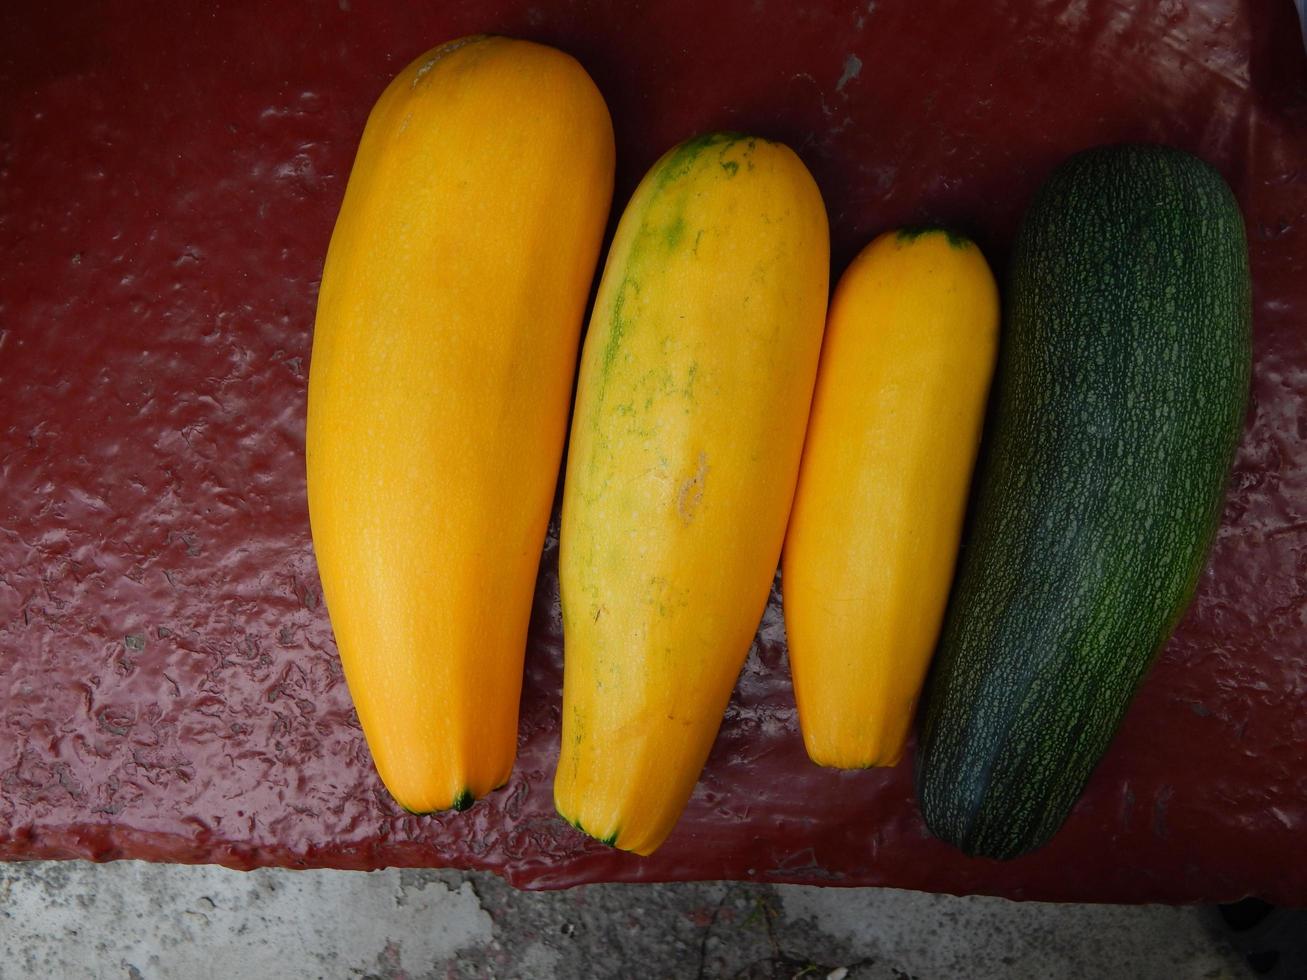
[782,229,998,769]
[555,132,830,855]
[305,36,614,813]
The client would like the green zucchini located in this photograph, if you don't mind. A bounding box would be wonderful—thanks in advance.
[915,144,1251,859]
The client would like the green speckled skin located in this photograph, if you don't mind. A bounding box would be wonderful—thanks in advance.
[915,144,1252,860]
[555,131,830,855]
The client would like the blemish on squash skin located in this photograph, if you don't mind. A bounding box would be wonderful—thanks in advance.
[591,131,765,447]
[600,277,637,389]
[664,214,686,249]
[654,131,744,192]
[676,452,709,523]
[598,131,758,393]
[411,34,487,88]
[896,225,971,249]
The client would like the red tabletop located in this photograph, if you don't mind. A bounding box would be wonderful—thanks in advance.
[2,0,1305,903]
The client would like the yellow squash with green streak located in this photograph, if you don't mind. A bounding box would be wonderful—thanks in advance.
[555,132,829,855]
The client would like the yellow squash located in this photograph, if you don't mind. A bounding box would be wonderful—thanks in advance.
[305,36,614,812]
[555,133,830,855]
[782,228,998,769]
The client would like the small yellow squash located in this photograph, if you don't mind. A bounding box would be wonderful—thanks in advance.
[555,133,830,855]
[782,229,998,769]
[306,36,614,812]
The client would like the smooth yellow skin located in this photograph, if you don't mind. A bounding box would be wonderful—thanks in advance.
[556,133,830,855]
[305,36,614,812]
[782,230,998,769]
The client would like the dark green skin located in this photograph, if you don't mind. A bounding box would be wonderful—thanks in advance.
[915,145,1251,860]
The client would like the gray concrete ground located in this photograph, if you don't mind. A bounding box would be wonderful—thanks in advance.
[0,861,1253,979]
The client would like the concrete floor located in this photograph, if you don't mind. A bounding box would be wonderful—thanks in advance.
[0,861,1253,979]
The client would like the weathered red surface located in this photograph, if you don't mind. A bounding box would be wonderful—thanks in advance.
[2,0,1305,902]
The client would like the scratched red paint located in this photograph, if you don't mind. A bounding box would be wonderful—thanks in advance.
[1,0,1305,902]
